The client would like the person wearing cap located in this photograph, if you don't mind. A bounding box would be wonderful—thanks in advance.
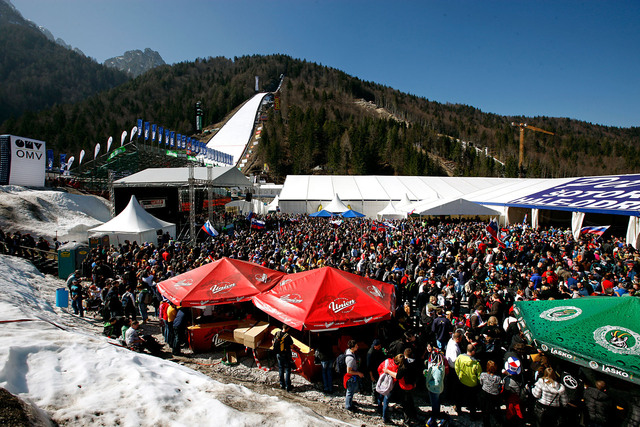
[502,357,525,426]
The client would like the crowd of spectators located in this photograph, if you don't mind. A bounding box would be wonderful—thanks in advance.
[4,213,640,426]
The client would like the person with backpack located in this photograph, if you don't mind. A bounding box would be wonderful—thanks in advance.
[136,283,152,324]
[377,353,404,424]
[273,324,294,392]
[343,340,364,412]
[121,286,137,320]
[424,349,446,419]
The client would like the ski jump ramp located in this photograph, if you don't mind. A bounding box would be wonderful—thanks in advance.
[206,92,268,167]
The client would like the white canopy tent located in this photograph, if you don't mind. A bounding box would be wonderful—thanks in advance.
[266,195,280,212]
[324,193,350,213]
[395,193,415,211]
[377,200,407,219]
[88,195,176,245]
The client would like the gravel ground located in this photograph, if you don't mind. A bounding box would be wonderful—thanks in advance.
[39,275,484,427]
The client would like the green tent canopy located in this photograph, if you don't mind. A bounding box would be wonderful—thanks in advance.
[513,297,640,385]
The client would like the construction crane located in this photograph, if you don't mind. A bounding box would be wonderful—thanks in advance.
[511,122,555,176]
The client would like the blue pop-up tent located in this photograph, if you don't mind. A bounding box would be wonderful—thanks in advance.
[341,209,365,218]
[309,209,334,218]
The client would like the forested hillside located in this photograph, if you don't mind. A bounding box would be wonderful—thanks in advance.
[0,0,129,126]
[1,49,639,181]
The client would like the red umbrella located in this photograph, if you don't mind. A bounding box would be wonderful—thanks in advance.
[252,267,396,331]
[157,257,284,307]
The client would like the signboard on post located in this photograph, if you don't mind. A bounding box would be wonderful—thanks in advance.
[0,135,46,187]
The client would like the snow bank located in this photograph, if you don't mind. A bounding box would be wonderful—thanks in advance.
[0,255,343,426]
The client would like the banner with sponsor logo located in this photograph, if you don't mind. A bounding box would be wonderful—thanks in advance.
[121,131,127,147]
[144,122,150,141]
[513,297,640,385]
[165,129,170,146]
[158,126,163,145]
[0,135,46,186]
[508,174,640,215]
[137,119,142,138]
[46,149,54,170]
[106,136,113,153]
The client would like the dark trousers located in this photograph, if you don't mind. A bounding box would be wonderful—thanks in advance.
[460,383,479,414]
[277,353,292,390]
[401,388,417,421]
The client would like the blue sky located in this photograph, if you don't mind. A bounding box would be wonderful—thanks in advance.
[10,0,640,128]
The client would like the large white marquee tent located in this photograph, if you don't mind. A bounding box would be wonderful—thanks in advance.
[277,174,640,248]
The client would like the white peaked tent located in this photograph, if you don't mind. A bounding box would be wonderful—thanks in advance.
[88,195,176,245]
[377,200,407,220]
[395,193,415,211]
[408,197,501,217]
[324,194,349,213]
[266,195,280,212]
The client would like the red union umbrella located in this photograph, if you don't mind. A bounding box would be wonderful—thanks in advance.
[157,257,284,307]
[252,266,396,331]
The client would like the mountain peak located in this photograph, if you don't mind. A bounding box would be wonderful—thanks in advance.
[103,48,166,77]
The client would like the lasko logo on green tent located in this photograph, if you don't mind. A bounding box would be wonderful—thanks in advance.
[540,306,582,321]
[588,360,630,379]
[593,326,640,355]
[540,343,575,360]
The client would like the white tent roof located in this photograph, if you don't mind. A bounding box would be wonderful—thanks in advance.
[324,193,350,213]
[279,175,514,201]
[377,200,407,219]
[113,166,251,188]
[266,195,280,212]
[408,197,502,217]
[88,195,175,238]
[395,193,415,210]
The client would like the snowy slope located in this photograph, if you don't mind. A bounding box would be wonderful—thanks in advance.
[0,255,345,426]
[206,93,267,166]
[0,186,111,243]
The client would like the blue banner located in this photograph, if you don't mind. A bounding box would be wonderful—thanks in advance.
[144,122,150,140]
[187,137,192,151]
[151,124,157,142]
[165,129,170,146]
[508,174,640,214]
[181,134,186,149]
[59,154,66,172]
[137,119,142,137]
[170,131,175,148]
[46,149,54,170]
[158,126,163,144]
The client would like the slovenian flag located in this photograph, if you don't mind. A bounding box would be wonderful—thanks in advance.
[202,220,219,237]
[580,225,610,236]
[486,219,506,248]
[251,218,265,230]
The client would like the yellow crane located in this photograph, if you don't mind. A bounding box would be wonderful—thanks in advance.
[511,122,555,176]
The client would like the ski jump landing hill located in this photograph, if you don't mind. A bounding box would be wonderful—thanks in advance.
[205,92,268,170]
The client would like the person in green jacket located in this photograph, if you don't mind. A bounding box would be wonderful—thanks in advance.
[454,344,482,418]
